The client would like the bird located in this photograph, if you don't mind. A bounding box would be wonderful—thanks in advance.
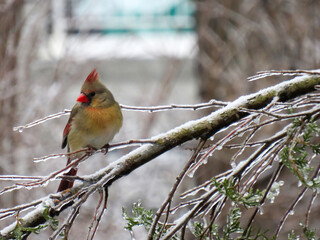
[57,69,123,192]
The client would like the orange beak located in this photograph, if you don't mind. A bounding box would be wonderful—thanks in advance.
[77,93,89,103]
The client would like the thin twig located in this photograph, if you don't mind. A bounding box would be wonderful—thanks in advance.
[0,175,43,181]
[12,100,228,133]
[120,99,228,112]
[89,188,108,240]
[87,190,104,240]
[274,163,320,237]
[187,117,253,176]
[305,164,320,228]
[248,70,320,82]
[33,139,155,162]
[33,148,90,162]
[199,196,227,239]
[13,109,71,132]
[305,192,317,228]
[274,186,308,238]
[0,199,43,219]
[243,163,284,235]
[148,139,207,240]
[23,153,89,188]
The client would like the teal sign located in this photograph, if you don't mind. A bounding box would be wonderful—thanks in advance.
[71,0,195,33]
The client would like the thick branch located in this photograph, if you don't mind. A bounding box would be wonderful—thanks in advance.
[1,75,320,238]
[94,75,320,184]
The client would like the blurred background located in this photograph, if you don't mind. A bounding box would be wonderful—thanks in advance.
[1,0,320,239]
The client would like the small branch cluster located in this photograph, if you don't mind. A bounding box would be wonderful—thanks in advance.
[148,95,320,239]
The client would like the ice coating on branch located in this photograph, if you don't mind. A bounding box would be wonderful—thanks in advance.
[13,109,71,132]
[3,73,318,238]
[89,73,313,181]
[0,198,54,236]
[267,181,284,204]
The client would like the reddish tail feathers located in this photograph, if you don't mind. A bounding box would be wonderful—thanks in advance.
[57,167,78,192]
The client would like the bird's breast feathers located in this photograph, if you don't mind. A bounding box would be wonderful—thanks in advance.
[68,103,122,151]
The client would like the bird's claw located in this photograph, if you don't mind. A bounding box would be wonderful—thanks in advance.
[101,144,109,155]
[86,146,96,155]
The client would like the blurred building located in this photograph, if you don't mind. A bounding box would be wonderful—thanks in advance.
[43,0,196,59]
[67,0,194,34]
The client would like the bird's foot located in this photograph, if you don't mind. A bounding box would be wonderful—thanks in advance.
[101,144,109,155]
[86,146,97,156]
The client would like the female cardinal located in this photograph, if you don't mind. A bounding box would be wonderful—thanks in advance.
[57,69,123,192]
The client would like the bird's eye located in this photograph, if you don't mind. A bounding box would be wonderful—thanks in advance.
[88,92,96,97]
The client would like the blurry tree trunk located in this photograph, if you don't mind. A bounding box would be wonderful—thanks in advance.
[196,1,320,103]
[196,1,241,101]
[195,0,320,175]
[0,0,24,206]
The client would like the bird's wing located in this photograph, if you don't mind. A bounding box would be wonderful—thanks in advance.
[61,104,80,149]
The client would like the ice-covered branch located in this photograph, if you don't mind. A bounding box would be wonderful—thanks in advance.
[120,99,228,112]
[248,69,320,81]
[13,109,71,132]
[2,74,320,239]
[12,100,228,133]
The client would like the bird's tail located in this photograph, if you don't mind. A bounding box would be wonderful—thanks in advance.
[57,167,78,192]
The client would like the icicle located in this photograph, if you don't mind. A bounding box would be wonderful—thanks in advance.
[216,145,223,150]
[288,210,295,215]
[258,206,264,215]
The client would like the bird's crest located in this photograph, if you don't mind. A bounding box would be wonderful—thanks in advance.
[86,69,99,83]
